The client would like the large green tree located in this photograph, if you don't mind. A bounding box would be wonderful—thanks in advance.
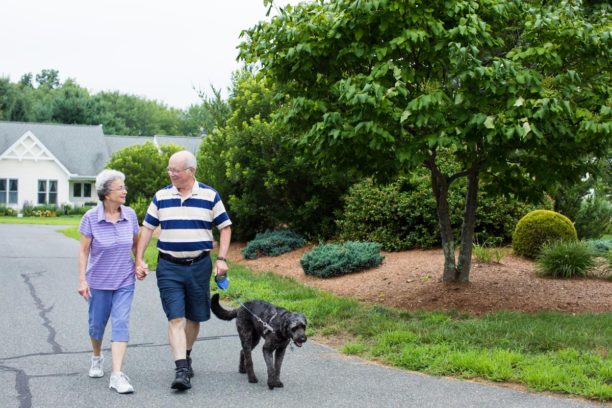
[240,0,611,282]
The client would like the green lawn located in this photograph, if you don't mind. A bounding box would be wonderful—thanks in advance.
[222,264,611,401]
[0,215,81,226]
[52,225,612,402]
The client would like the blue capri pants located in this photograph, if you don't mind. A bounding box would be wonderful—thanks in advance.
[88,284,135,342]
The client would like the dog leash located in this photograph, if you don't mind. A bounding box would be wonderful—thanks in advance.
[218,287,276,334]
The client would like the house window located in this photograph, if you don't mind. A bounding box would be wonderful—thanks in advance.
[0,179,18,205]
[38,180,58,205]
[9,179,18,204]
[73,182,92,198]
[49,180,57,205]
[38,180,46,204]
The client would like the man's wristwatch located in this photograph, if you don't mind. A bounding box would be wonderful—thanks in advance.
[217,256,227,261]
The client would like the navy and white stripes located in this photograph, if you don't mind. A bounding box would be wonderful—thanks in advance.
[143,182,232,258]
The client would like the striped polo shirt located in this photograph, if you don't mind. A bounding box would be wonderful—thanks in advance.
[142,181,232,258]
[79,204,140,290]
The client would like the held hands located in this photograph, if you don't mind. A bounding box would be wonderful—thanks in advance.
[135,261,149,281]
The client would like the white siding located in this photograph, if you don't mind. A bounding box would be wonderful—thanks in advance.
[0,159,70,209]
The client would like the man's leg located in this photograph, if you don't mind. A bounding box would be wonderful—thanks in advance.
[168,317,187,361]
[185,319,200,351]
[168,317,192,390]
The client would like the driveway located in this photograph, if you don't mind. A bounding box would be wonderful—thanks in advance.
[0,224,603,407]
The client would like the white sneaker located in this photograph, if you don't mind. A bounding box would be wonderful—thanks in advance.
[88,355,104,378]
[109,372,134,394]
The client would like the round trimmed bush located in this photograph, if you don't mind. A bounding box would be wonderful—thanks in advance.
[512,210,577,258]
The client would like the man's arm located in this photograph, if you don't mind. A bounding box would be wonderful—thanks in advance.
[215,226,232,276]
[135,226,154,279]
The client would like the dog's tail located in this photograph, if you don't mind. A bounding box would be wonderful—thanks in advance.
[210,293,238,321]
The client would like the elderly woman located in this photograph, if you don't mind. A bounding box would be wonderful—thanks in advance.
[78,169,140,394]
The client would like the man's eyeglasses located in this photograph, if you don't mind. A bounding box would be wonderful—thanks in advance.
[166,167,192,174]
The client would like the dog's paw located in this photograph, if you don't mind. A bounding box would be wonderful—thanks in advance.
[239,367,246,374]
[248,376,258,383]
[268,380,284,389]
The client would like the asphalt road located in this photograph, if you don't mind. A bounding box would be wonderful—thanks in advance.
[0,224,605,408]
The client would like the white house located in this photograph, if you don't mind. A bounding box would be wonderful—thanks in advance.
[0,121,203,210]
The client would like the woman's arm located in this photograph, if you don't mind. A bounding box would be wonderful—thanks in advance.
[78,235,92,300]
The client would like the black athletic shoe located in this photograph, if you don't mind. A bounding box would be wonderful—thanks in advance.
[171,367,192,390]
[187,357,194,378]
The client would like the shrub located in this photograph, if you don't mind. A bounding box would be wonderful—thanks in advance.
[512,210,577,258]
[536,240,595,278]
[300,241,384,278]
[586,239,612,255]
[574,196,612,239]
[337,176,537,251]
[0,206,17,216]
[22,204,59,217]
[241,230,307,260]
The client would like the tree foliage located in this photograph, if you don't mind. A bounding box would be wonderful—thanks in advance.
[0,69,226,136]
[106,142,182,204]
[240,0,611,282]
[197,70,354,240]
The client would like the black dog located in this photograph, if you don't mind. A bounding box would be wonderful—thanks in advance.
[210,293,307,389]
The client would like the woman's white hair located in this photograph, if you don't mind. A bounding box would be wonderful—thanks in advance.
[95,169,125,201]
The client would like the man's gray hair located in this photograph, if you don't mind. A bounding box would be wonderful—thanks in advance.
[174,150,197,170]
[95,169,125,201]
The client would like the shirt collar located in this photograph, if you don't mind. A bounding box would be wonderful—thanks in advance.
[95,202,127,223]
[170,180,200,197]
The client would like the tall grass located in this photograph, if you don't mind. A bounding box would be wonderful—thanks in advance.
[536,240,595,278]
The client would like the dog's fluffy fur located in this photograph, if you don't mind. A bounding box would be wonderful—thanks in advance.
[211,293,307,389]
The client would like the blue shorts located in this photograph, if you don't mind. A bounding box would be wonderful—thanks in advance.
[156,256,212,322]
[88,284,134,342]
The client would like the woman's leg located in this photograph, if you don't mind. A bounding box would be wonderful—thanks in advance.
[111,341,128,373]
[110,284,135,373]
[89,289,112,353]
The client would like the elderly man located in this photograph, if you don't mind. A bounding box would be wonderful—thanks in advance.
[136,150,231,390]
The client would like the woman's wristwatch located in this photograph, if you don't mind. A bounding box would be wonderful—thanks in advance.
[217,256,227,261]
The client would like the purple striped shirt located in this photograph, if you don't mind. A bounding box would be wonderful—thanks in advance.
[79,204,139,290]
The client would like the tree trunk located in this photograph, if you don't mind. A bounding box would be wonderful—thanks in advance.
[456,167,479,283]
[428,160,457,282]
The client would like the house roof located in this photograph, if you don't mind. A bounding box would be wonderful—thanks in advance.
[0,121,203,178]
[0,121,109,177]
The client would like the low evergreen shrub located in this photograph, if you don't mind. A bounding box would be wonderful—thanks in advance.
[535,240,595,278]
[512,210,577,258]
[574,196,612,239]
[586,239,612,255]
[241,229,307,260]
[300,241,384,278]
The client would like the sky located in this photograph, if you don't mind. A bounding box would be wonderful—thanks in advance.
[1,0,301,110]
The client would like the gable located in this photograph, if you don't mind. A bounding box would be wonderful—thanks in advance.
[0,131,72,175]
